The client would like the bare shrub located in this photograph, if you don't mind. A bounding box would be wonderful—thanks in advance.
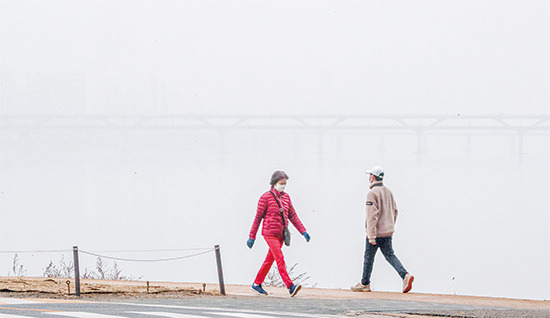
[60,255,74,278]
[43,261,62,278]
[37,256,140,281]
[95,257,107,279]
[9,254,26,277]
[110,261,122,280]
[263,263,315,287]
[80,257,140,281]
[81,267,96,279]
[42,255,74,278]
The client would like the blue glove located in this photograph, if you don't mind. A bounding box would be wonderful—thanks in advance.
[302,232,311,242]
[246,238,255,249]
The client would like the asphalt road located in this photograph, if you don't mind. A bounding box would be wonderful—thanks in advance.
[1,296,549,318]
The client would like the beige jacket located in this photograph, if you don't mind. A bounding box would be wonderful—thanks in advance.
[366,182,398,238]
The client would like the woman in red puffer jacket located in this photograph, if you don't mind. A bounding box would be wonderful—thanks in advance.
[247,170,311,297]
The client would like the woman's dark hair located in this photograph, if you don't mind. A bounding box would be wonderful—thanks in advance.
[270,170,289,186]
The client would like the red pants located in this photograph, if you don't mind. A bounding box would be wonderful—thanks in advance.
[254,235,293,288]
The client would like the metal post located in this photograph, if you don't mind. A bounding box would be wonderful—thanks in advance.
[73,246,81,296]
[214,245,226,295]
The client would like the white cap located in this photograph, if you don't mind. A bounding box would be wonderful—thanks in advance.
[365,166,384,178]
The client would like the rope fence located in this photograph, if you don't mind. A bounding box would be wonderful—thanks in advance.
[0,245,226,296]
[0,249,71,254]
[79,248,215,262]
[81,248,213,253]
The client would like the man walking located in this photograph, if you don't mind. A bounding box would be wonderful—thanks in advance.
[351,166,414,293]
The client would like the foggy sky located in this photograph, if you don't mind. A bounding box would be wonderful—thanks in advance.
[1,0,549,115]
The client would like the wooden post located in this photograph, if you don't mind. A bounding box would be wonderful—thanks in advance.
[214,245,226,295]
[73,246,81,296]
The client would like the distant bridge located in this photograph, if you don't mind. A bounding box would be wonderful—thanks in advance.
[1,114,548,157]
[0,114,548,133]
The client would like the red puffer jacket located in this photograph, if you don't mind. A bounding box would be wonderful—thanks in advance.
[249,187,307,240]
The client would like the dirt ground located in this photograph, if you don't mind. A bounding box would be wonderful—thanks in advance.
[0,276,219,300]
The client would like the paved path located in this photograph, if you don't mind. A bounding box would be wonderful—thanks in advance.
[222,284,549,310]
[1,295,549,318]
[3,298,340,318]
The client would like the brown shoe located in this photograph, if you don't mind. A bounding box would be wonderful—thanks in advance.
[402,273,414,293]
[351,282,371,292]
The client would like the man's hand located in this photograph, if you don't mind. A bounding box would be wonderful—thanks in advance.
[368,237,377,245]
[302,232,311,242]
[246,238,255,249]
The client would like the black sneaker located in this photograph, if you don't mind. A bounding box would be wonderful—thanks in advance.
[289,284,302,297]
[251,283,268,295]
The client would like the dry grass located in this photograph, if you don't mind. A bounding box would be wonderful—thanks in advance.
[0,277,219,300]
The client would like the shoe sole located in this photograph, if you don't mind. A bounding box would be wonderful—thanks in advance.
[290,285,302,297]
[403,276,414,293]
[251,287,268,296]
[350,288,371,292]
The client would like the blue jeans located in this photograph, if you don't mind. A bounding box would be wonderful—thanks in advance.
[362,236,408,285]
